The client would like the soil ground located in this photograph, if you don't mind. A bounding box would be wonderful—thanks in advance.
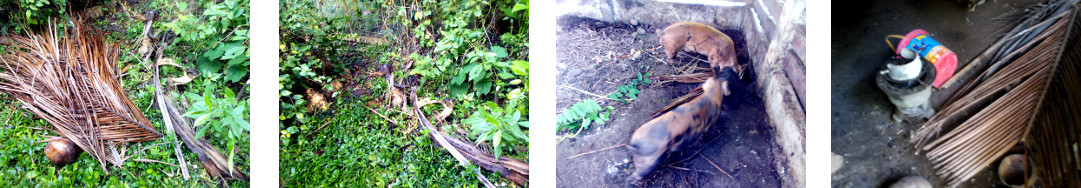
[831,0,1042,187]
[554,16,781,187]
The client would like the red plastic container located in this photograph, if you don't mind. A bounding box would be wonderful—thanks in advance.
[895,29,956,88]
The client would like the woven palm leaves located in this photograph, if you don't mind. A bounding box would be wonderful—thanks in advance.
[0,19,161,171]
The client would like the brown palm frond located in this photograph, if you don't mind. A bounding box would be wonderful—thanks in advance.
[911,3,1081,186]
[1027,4,1081,186]
[0,18,161,172]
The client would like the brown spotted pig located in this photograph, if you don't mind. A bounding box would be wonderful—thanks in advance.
[626,67,736,186]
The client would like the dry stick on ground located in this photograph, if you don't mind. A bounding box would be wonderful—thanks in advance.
[305,119,333,137]
[667,165,716,175]
[698,153,734,179]
[568,144,627,159]
[133,159,178,167]
[558,85,628,102]
[474,167,496,188]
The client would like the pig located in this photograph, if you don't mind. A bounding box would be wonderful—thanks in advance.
[659,22,741,75]
[626,66,737,186]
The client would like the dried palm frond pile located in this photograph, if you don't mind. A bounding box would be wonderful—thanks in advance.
[0,18,162,171]
[911,0,1081,186]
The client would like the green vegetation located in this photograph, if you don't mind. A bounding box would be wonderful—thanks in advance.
[280,0,529,186]
[0,0,249,186]
[557,70,651,133]
[556,99,612,133]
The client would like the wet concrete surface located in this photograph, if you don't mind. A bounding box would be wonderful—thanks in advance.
[831,0,1042,187]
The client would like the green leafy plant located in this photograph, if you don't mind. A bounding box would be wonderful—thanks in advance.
[607,72,652,103]
[182,86,250,143]
[558,71,651,132]
[464,102,529,158]
[164,0,250,83]
[556,99,612,132]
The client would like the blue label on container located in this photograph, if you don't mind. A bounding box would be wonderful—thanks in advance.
[905,34,942,58]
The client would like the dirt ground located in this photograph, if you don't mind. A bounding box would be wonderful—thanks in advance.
[831,0,1042,187]
[554,16,781,187]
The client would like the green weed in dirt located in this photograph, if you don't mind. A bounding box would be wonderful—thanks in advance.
[557,70,652,133]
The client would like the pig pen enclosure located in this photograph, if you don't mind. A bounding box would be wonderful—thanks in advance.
[553,0,806,187]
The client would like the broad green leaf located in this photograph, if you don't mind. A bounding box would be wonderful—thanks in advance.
[581,116,592,130]
[510,61,528,76]
[197,56,222,74]
[497,72,515,79]
[476,79,492,95]
[194,117,211,139]
[492,130,503,158]
[468,63,485,81]
[226,64,249,82]
[448,83,469,97]
[491,46,507,58]
[221,43,247,60]
[512,3,528,12]
[451,69,468,84]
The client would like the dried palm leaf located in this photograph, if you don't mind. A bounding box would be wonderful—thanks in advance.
[912,2,1081,186]
[1027,4,1081,186]
[0,18,161,172]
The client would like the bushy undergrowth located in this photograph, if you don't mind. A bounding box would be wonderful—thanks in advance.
[279,0,529,186]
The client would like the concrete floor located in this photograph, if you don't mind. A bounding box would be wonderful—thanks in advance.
[831,0,1042,187]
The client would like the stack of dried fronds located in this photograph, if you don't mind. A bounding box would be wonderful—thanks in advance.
[912,0,1081,186]
[0,18,162,171]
